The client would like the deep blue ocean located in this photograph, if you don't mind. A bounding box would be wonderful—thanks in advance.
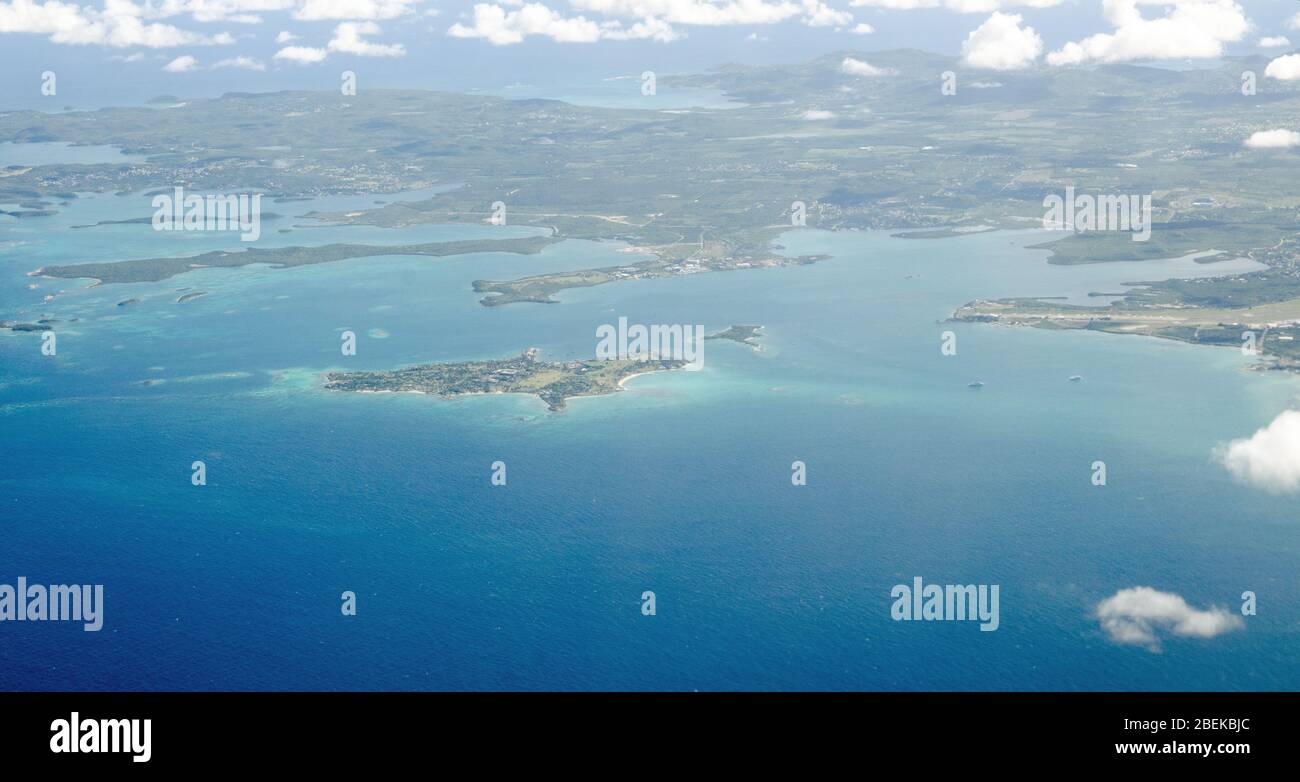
[2,187,1298,690]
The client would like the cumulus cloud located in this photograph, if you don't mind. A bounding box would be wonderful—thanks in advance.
[293,0,420,21]
[840,55,889,75]
[1047,0,1249,66]
[448,3,679,44]
[145,0,297,25]
[0,0,859,47]
[602,14,678,39]
[212,54,265,69]
[1258,35,1289,49]
[799,108,836,119]
[1265,53,1300,81]
[273,43,326,61]
[569,0,801,26]
[269,20,404,62]
[448,3,602,43]
[0,0,236,48]
[800,0,851,27]
[328,19,403,54]
[565,0,868,30]
[1244,129,1300,149]
[162,52,196,70]
[961,12,1041,70]
[1218,408,1300,491]
[1096,587,1243,652]
[848,0,1061,10]
[0,0,428,52]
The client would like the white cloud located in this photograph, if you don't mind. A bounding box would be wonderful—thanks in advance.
[0,0,237,48]
[601,14,679,39]
[162,52,196,70]
[1218,408,1300,491]
[800,0,851,27]
[568,0,802,26]
[448,3,677,44]
[293,0,420,21]
[145,0,297,25]
[1258,35,1289,49]
[328,19,403,54]
[840,55,889,75]
[848,0,1061,10]
[213,54,265,69]
[1265,53,1300,81]
[268,20,404,62]
[1,0,848,47]
[1244,129,1300,149]
[799,108,836,119]
[1096,587,1243,652]
[273,43,327,61]
[848,21,871,33]
[448,3,601,43]
[961,11,1041,70]
[1288,11,1300,31]
[565,0,862,34]
[1047,0,1249,66]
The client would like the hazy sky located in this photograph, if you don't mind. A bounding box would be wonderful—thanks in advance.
[1,1,1297,108]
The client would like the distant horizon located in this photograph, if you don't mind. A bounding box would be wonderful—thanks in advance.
[2,1,1298,110]
[2,47,1290,116]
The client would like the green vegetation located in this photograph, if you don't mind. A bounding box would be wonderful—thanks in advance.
[1,51,1295,306]
[472,250,825,306]
[7,50,1300,363]
[36,235,562,284]
[706,324,764,347]
[323,348,686,411]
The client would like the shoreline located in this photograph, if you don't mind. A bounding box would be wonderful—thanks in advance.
[617,371,653,389]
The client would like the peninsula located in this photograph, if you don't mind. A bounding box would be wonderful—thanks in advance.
[34,235,562,285]
[472,247,826,307]
[952,296,1300,370]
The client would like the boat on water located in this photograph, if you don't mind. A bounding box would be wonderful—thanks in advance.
[1069,375,1083,382]
[968,380,984,388]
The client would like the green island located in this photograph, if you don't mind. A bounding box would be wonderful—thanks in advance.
[706,324,764,348]
[0,321,50,332]
[71,213,282,229]
[0,207,56,218]
[322,348,687,411]
[34,235,561,285]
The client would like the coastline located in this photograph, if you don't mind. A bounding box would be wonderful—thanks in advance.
[617,371,653,389]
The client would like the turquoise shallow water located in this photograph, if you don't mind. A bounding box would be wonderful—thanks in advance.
[2,192,1298,691]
